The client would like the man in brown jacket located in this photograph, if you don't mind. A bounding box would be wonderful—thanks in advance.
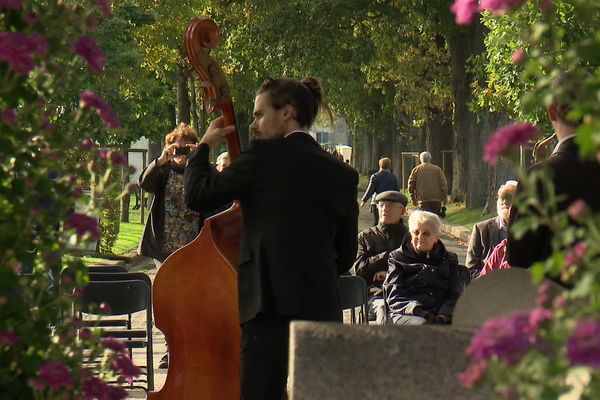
[408,151,448,216]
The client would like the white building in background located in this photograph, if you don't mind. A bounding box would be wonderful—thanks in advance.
[311,116,353,162]
[128,137,149,184]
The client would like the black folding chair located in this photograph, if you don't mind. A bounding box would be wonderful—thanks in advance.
[87,265,128,273]
[339,275,369,324]
[81,276,154,392]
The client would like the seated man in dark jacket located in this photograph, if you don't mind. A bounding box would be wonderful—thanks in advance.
[353,191,409,324]
[384,210,463,325]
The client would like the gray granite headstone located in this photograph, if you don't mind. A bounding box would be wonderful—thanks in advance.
[289,322,488,400]
[452,268,564,331]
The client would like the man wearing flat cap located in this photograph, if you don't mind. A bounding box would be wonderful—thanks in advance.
[353,190,409,324]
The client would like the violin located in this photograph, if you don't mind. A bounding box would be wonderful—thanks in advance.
[148,17,242,400]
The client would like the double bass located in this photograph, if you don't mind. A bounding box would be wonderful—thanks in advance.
[148,18,242,400]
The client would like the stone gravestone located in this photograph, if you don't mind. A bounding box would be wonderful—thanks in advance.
[288,268,564,400]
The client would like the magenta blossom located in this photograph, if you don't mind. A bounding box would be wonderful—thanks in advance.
[73,36,106,73]
[480,0,528,15]
[79,91,121,128]
[0,32,48,75]
[568,199,588,223]
[466,312,531,364]
[109,150,127,166]
[511,48,525,65]
[458,361,487,388]
[26,12,39,25]
[0,329,19,345]
[81,138,96,150]
[450,0,479,24]
[566,320,600,368]
[64,212,100,240]
[92,0,111,17]
[484,122,539,165]
[39,361,73,390]
[1,108,17,127]
[83,376,127,400]
[565,241,586,267]
[112,354,142,384]
[536,281,553,308]
[101,337,126,354]
[528,308,552,332]
[0,0,22,10]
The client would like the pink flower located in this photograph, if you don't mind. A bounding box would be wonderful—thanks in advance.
[64,212,100,240]
[458,361,487,388]
[0,329,19,345]
[81,138,96,150]
[108,150,127,166]
[0,0,22,10]
[511,48,525,65]
[98,302,112,314]
[112,354,142,384]
[528,308,552,332]
[540,0,554,12]
[92,0,111,17]
[0,32,48,75]
[480,0,528,15]
[79,91,121,128]
[568,199,588,223]
[30,33,48,57]
[82,376,126,400]
[39,361,73,390]
[564,241,586,267]
[1,108,17,127]
[79,328,92,341]
[101,337,126,354]
[450,0,479,24]
[536,281,553,307]
[73,36,105,73]
[26,12,39,25]
[566,320,600,368]
[484,122,539,165]
[466,312,531,364]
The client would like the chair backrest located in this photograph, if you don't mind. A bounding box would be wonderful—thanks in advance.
[88,272,152,290]
[82,280,150,316]
[88,265,128,274]
[338,275,369,324]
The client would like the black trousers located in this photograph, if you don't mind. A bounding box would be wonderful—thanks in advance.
[241,314,291,400]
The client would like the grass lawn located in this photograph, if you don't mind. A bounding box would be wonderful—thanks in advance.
[112,204,145,255]
[443,203,495,231]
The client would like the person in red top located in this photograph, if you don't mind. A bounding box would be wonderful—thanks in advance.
[479,238,511,277]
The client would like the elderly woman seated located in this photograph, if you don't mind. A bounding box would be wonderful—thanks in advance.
[383,210,463,325]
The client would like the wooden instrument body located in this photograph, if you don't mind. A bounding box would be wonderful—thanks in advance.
[148,17,242,400]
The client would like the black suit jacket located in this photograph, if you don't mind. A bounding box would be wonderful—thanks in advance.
[507,137,600,268]
[185,132,359,324]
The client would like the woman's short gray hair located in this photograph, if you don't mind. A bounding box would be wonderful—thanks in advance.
[408,210,441,235]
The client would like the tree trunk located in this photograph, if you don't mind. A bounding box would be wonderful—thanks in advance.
[446,20,486,205]
[120,148,130,223]
[189,76,200,134]
[177,68,191,125]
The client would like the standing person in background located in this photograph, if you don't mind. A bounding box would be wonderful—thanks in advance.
[360,157,399,226]
[185,76,358,400]
[137,123,202,369]
[466,180,517,279]
[407,151,448,216]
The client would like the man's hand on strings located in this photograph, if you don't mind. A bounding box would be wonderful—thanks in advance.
[200,116,236,149]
